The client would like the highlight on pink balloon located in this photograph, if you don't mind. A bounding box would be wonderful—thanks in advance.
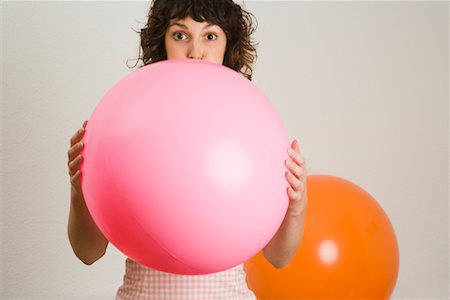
[80,59,290,275]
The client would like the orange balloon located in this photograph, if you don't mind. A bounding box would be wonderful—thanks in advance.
[245,175,399,300]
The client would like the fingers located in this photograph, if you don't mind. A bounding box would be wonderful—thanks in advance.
[287,140,305,167]
[285,138,307,196]
[68,154,83,176]
[285,158,304,179]
[68,120,87,160]
[68,152,83,190]
[70,120,88,147]
[285,170,302,191]
[291,139,300,151]
[67,141,84,163]
[70,170,82,187]
[287,186,300,200]
[68,120,88,188]
[285,139,308,211]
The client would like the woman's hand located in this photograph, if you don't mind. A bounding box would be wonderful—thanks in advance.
[262,139,308,268]
[67,120,88,194]
[67,120,108,265]
[285,139,307,216]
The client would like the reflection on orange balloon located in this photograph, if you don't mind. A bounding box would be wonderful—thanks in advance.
[245,175,399,300]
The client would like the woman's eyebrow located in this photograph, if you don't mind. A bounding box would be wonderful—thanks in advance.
[169,22,187,29]
[169,22,216,30]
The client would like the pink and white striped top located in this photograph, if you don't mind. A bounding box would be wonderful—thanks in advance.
[116,258,257,300]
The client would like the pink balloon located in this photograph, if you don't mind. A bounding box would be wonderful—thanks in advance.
[81,59,290,274]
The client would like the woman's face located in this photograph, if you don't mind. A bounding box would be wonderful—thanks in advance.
[165,16,227,64]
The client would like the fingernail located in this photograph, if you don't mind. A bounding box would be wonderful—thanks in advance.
[287,148,295,156]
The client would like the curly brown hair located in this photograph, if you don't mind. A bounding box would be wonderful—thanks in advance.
[127,0,258,80]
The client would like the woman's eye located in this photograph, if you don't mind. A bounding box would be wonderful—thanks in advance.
[206,33,217,41]
[173,32,187,40]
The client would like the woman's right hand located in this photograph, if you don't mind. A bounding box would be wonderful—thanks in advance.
[68,120,88,195]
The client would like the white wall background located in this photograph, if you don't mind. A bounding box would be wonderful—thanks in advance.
[1,1,448,299]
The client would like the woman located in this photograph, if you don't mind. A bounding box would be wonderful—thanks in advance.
[67,1,307,298]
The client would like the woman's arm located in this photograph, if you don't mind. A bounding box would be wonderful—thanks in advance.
[68,188,109,265]
[67,121,108,265]
[263,139,307,268]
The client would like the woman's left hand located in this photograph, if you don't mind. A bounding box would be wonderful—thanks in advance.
[285,139,307,216]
